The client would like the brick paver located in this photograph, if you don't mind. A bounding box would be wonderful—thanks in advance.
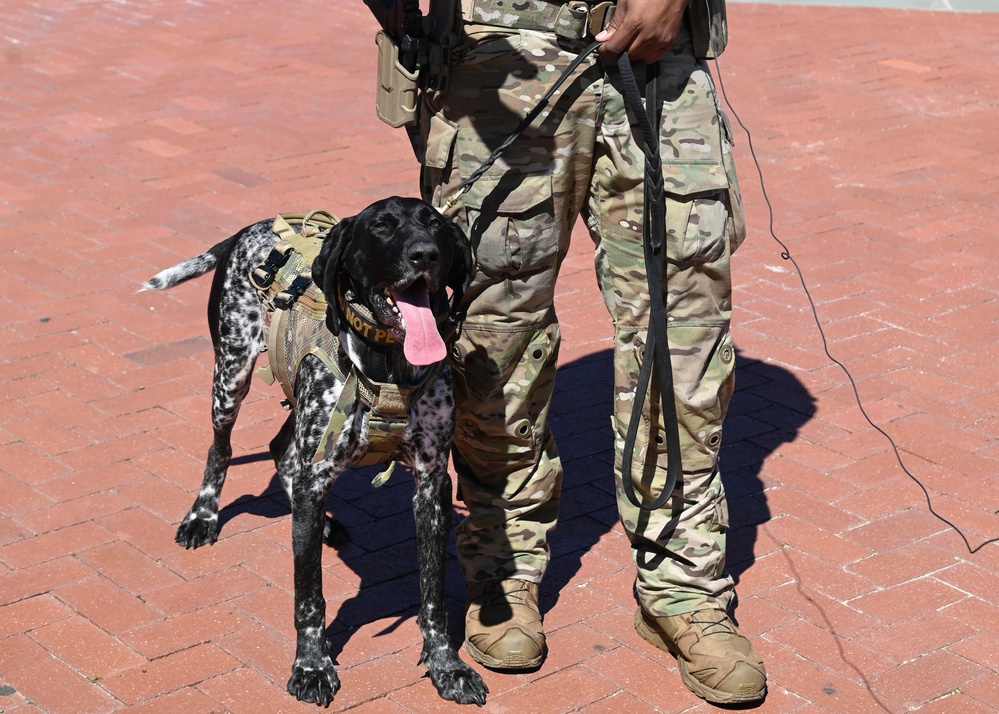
[2,1,998,712]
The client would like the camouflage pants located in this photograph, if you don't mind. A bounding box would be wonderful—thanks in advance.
[419,21,745,616]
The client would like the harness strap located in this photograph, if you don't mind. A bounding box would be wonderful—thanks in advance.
[312,362,360,465]
[311,357,448,466]
[263,305,296,405]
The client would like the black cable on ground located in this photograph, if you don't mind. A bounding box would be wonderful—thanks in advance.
[711,56,998,554]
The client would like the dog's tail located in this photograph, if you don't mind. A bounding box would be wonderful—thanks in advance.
[141,237,234,291]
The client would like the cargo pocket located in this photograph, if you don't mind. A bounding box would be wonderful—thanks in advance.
[462,172,556,275]
[452,319,560,460]
[710,487,729,535]
[663,163,732,266]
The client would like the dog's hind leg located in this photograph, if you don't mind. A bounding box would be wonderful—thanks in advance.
[414,467,488,705]
[175,348,258,548]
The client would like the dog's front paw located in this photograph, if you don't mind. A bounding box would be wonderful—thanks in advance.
[175,512,218,549]
[427,658,488,706]
[287,659,340,707]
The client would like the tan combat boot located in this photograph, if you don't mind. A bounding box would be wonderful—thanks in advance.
[465,579,545,669]
[635,607,767,704]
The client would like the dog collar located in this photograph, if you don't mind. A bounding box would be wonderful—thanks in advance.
[337,287,398,347]
[335,278,449,349]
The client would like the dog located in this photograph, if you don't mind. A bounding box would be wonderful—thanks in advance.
[143,197,487,707]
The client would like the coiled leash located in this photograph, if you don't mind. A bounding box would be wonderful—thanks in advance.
[615,54,683,512]
[440,42,681,512]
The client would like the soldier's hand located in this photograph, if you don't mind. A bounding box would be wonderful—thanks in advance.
[596,0,690,63]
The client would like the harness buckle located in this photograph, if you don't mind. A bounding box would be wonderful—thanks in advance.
[272,271,314,310]
[251,266,276,290]
[273,291,295,310]
[249,241,295,291]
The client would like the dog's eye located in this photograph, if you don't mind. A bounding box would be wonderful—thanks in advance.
[428,219,442,230]
[372,221,390,233]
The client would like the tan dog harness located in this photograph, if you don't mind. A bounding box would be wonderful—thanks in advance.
[250,212,445,478]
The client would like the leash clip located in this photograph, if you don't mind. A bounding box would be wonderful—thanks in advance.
[439,184,470,217]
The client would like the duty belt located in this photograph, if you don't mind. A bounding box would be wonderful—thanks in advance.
[463,0,616,40]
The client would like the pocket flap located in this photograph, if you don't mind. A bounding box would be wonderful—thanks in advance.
[423,112,459,170]
[663,161,729,197]
[462,172,553,214]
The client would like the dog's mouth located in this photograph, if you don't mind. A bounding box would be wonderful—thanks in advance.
[371,279,446,366]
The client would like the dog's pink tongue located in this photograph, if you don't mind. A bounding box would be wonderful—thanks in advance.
[390,286,446,366]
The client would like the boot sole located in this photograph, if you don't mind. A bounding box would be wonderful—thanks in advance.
[634,608,766,705]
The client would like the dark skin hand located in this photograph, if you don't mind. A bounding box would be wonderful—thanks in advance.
[595,0,691,63]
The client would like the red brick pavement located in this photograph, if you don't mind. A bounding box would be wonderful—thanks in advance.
[2,1,998,712]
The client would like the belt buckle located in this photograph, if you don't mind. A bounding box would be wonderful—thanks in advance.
[587,1,615,38]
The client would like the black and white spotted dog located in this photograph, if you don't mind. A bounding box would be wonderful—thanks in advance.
[143,197,486,707]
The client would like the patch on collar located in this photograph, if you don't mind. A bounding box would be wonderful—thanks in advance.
[337,289,399,346]
[335,280,451,352]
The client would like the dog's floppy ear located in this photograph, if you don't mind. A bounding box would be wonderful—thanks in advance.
[312,216,353,334]
[444,218,475,310]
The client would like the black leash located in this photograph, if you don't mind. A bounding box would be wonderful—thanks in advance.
[615,53,682,511]
[440,42,682,512]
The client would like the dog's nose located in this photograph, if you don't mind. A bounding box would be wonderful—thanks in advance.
[406,240,440,269]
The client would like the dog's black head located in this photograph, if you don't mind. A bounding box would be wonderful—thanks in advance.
[311,197,473,370]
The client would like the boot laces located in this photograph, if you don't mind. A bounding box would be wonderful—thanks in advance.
[483,581,531,607]
[688,609,736,638]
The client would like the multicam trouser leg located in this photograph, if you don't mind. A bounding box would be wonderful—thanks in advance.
[419,21,746,616]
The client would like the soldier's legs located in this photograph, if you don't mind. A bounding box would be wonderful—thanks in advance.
[420,26,602,668]
[584,33,737,618]
[421,26,601,585]
[585,42,765,703]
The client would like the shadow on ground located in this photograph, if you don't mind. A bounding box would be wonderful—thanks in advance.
[210,348,815,658]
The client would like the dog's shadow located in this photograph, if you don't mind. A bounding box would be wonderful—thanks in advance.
[216,348,815,658]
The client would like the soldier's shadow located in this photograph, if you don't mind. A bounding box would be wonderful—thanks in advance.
[535,348,816,619]
[216,347,815,659]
